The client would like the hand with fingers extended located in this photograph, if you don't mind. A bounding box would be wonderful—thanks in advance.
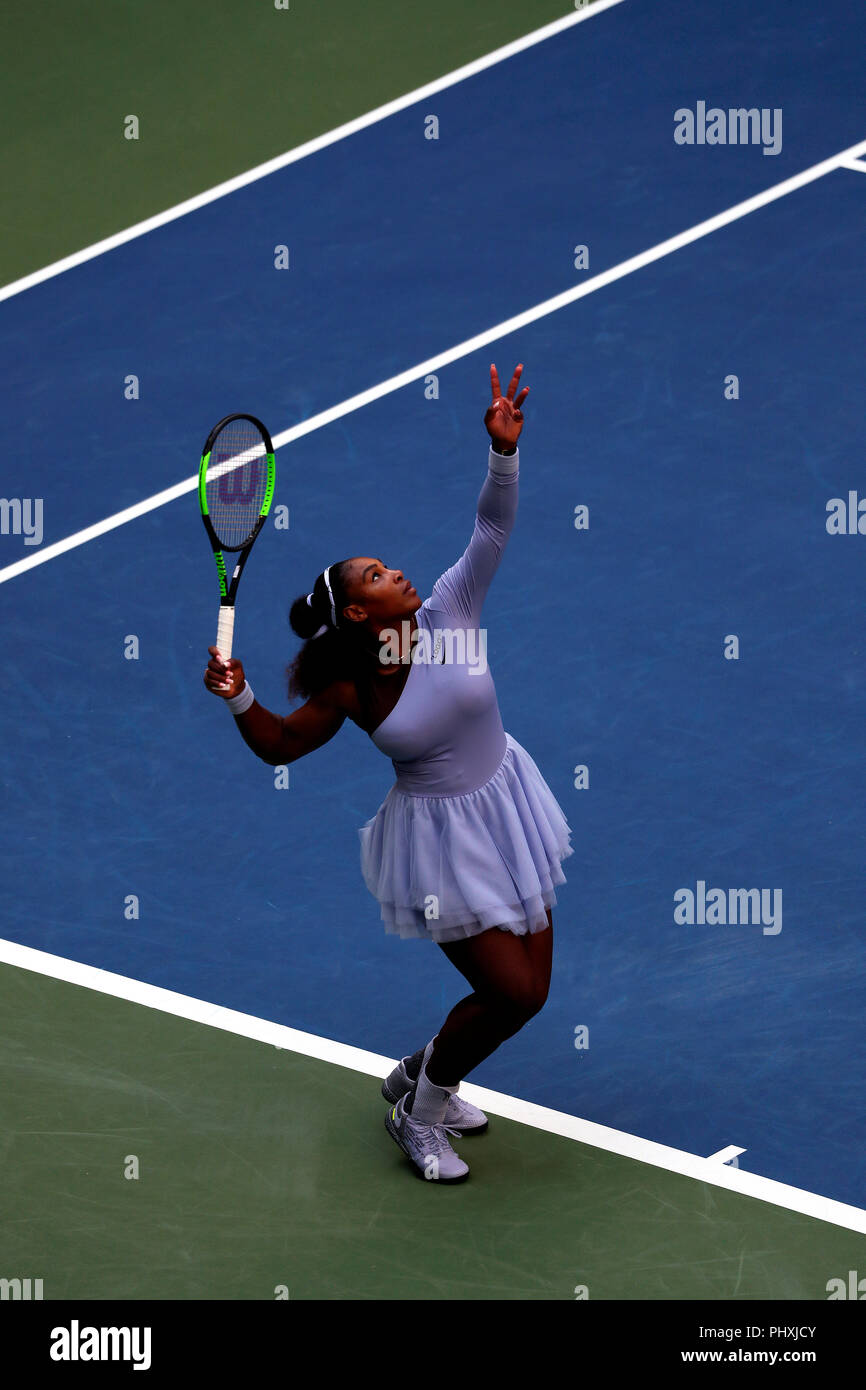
[203,646,246,700]
[484,362,529,451]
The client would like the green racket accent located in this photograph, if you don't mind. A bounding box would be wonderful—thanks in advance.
[198,451,211,515]
[215,550,228,598]
[198,447,229,596]
[262,453,276,515]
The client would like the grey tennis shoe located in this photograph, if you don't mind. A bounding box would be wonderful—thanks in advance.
[381,1056,489,1134]
[384,1092,469,1183]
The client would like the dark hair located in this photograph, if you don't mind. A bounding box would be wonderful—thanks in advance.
[287,559,374,701]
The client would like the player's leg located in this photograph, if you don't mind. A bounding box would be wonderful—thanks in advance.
[384,914,553,1181]
[426,912,553,1086]
[521,906,554,1009]
[387,908,553,1093]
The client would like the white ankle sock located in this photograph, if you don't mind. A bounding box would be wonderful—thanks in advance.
[409,1038,459,1124]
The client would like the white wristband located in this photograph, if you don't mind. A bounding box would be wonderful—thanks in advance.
[226,681,255,716]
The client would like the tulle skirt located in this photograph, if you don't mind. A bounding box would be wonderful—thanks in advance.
[358,733,573,942]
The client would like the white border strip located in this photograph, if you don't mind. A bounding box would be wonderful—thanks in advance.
[0,0,626,304]
[838,156,866,173]
[1,935,864,1235]
[708,1145,747,1164]
[3,134,866,589]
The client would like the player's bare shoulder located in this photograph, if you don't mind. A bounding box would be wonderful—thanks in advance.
[324,677,363,727]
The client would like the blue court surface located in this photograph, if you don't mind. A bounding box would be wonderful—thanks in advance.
[2,0,865,1219]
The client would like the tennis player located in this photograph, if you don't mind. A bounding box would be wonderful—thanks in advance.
[203,363,572,1183]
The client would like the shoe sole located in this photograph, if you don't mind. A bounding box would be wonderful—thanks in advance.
[381,1079,489,1135]
[384,1111,470,1184]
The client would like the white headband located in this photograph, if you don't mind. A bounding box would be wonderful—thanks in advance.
[322,566,338,627]
[305,568,338,640]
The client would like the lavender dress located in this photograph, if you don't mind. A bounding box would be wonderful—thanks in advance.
[358,444,573,942]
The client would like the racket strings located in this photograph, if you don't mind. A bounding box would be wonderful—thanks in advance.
[206,418,269,548]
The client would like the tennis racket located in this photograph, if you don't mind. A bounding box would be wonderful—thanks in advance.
[198,413,275,660]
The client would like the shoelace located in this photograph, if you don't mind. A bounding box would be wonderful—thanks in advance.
[409,1121,462,1155]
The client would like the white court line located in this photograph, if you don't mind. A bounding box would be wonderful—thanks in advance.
[1,934,864,1235]
[708,1145,747,1164]
[838,156,866,173]
[0,0,626,304]
[3,132,866,589]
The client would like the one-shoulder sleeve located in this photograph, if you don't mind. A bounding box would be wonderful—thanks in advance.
[425,444,519,626]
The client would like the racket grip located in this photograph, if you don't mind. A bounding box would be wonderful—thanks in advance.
[216,605,235,661]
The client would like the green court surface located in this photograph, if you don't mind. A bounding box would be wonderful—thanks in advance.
[0,0,571,287]
[2,961,863,1301]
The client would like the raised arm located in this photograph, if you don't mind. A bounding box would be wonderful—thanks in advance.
[427,362,529,626]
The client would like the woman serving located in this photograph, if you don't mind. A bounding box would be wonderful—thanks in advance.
[203,363,573,1184]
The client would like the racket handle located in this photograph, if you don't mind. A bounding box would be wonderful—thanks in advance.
[216,605,235,661]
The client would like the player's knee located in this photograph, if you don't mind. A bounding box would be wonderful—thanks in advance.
[533,973,551,1015]
[525,974,550,1019]
[493,977,548,1028]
